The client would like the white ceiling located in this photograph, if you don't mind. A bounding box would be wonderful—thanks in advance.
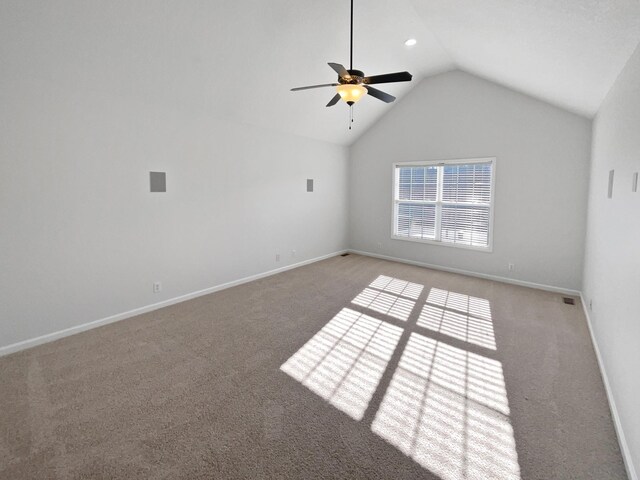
[2,1,639,146]
[410,0,640,118]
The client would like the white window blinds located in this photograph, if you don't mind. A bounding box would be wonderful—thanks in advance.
[393,158,495,250]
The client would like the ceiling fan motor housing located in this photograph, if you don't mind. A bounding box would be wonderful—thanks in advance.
[341,70,365,84]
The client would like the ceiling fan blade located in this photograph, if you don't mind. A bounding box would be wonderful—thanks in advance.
[291,83,339,91]
[364,86,395,103]
[328,62,351,80]
[363,71,412,85]
[326,93,341,107]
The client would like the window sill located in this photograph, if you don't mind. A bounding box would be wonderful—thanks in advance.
[391,235,493,253]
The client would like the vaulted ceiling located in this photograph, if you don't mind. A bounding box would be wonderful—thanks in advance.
[2,0,639,146]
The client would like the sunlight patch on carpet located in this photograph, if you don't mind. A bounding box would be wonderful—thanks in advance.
[351,275,424,321]
[371,333,520,480]
[418,288,496,349]
[281,276,520,479]
[280,308,402,420]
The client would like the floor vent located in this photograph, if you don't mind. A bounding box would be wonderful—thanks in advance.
[562,297,575,305]
[340,253,350,257]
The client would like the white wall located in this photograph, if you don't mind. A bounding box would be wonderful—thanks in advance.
[349,70,592,291]
[0,75,348,351]
[583,44,640,478]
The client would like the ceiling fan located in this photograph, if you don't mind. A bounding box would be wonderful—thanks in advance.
[291,0,413,110]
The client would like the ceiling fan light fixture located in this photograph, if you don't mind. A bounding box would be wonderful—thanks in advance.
[337,83,367,104]
[289,0,411,123]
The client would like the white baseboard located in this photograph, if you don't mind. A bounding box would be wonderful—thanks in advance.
[579,295,638,480]
[0,249,347,357]
[349,249,581,296]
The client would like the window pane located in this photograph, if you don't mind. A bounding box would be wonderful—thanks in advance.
[441,205,490,247]
[396,203,436,240]
[443,163,492,204]
[412,167,424,183]
[397,166,437,202]
[399,183,410,200]
[395,160,494,250]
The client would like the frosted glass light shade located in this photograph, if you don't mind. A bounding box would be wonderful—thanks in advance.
[337,84,367,104]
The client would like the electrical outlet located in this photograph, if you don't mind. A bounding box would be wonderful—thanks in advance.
[275,253,280,262]
[508,263,515,272]
[153,281,162,293]
[291,250,296,258]
[377,242,383,249]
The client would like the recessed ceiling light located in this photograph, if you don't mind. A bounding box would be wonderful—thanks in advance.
[404,38,417,47]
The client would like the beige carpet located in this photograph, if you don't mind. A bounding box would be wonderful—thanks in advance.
[0,254,627,479]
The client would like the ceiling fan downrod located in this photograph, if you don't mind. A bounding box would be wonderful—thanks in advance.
[350,0,354,70]
[348,0,355,131]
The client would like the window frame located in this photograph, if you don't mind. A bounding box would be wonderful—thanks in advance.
[391,157,496,252]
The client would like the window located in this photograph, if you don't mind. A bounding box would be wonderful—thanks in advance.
[392,158,495,250]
